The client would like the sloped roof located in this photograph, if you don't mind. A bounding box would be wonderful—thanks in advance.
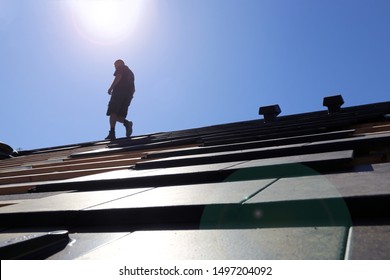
[0,100,389,259]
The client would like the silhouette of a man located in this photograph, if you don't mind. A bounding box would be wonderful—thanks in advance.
[105,59,135,140]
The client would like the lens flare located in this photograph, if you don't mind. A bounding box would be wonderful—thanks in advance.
[67,0,144,44]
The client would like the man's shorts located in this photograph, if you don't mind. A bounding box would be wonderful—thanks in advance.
[106,91,133,118]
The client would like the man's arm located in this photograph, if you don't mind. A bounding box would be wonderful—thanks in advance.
[108,74,122,94]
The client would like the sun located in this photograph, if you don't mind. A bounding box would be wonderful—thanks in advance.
[67,0,144,44]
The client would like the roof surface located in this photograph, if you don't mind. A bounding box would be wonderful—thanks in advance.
[1,100,389,259]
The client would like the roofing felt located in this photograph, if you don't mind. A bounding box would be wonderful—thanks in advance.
[0,100,389,260]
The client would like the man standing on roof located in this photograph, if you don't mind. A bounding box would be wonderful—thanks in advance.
[105,59,135,140]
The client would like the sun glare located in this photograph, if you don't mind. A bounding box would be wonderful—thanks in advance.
[67,0,144,44]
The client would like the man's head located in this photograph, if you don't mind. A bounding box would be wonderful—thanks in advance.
[114,59,125,69]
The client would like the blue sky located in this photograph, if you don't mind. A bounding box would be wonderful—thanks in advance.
[1,0,389,150]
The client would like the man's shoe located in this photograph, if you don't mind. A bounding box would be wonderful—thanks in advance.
[105,130,116,140]
[124,120,133,137]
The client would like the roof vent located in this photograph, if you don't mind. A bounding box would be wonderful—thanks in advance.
[323,94,344,113]
[259,104,281,122]
[0,142,16,159]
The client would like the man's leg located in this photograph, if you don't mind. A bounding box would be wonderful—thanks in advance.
[105,114,119,140]
[116,115,132,137]
[107,114,132,139]
[116,115,125,124]
[110,114,118,128]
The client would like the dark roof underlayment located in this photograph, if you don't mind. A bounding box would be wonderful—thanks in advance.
[0,99,389,259]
